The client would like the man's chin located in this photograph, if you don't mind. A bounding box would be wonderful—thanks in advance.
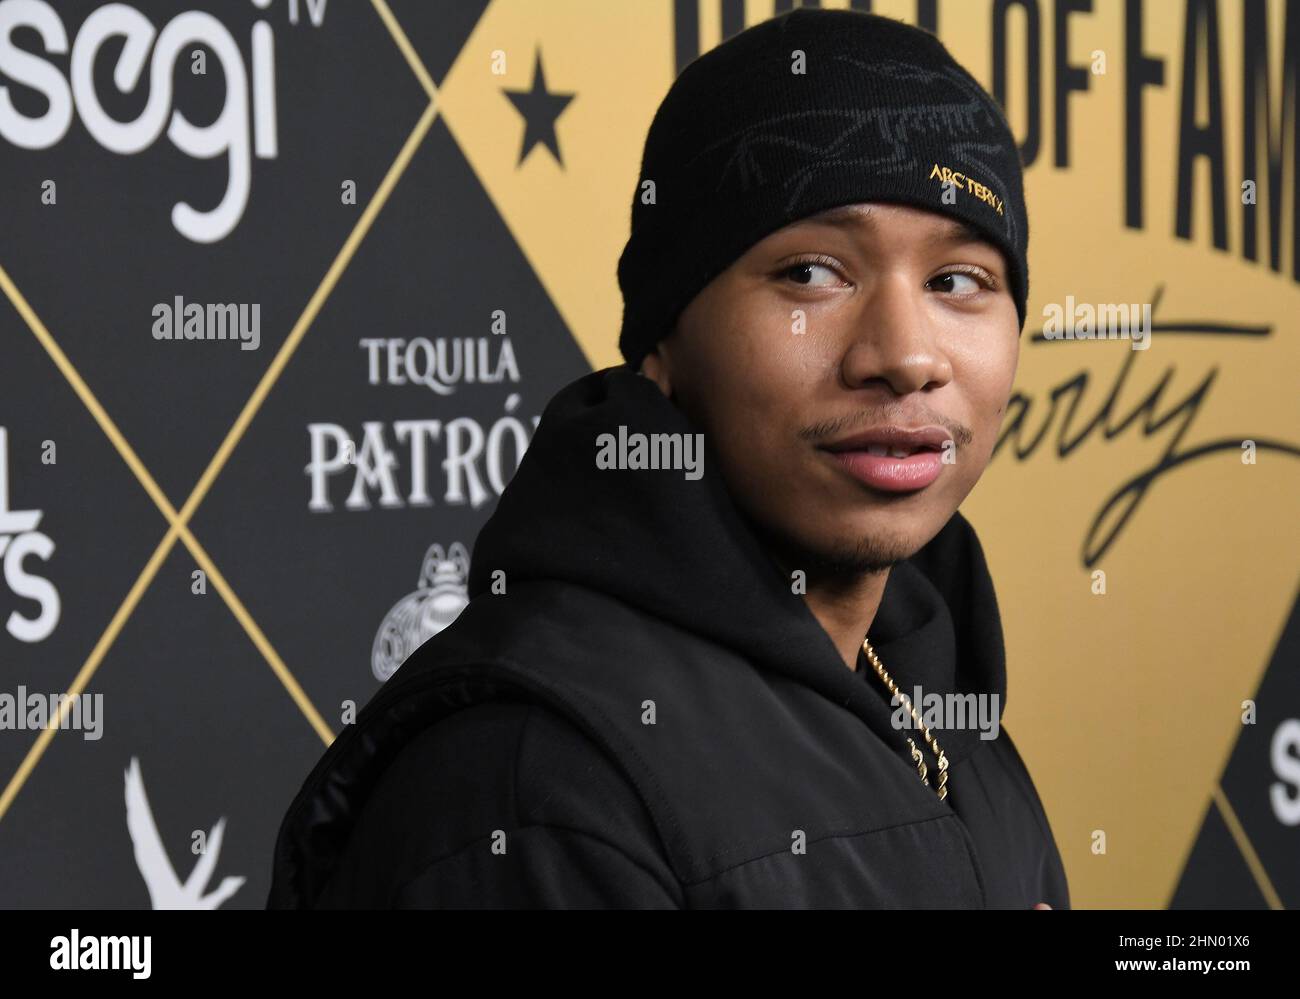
[748,513,933,581]
[797,532,920,578]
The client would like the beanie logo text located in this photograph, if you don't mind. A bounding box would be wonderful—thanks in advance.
[928,164,1004,216]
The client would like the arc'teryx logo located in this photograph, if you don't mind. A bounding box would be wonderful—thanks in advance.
[928,162,1004,215]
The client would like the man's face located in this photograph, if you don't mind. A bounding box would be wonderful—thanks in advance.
[643,201,1020,575]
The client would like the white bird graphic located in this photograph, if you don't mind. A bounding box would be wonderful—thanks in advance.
[124,756,245,909]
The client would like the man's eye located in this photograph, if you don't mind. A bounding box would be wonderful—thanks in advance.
[929,270,985,295]
[781,259,843,287]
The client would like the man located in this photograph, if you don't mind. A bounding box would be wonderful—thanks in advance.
[269,7,1069,909]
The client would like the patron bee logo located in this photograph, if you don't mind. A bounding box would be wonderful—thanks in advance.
[0,428,59,643]
[0,0,281,242]
[371,542,470,682]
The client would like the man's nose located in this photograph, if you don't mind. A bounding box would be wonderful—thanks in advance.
[838,273,953,396]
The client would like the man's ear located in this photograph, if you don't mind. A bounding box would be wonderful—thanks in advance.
[638,346,673,398]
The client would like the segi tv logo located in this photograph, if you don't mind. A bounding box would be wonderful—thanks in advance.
[0,0,332,242]
[0,428,59,643]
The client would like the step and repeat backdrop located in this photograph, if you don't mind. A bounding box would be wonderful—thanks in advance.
[0,0,1296,909]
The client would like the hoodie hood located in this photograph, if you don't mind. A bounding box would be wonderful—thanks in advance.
[469,365,1007,767]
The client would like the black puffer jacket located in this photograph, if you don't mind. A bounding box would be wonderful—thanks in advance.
[268,367,1070,908]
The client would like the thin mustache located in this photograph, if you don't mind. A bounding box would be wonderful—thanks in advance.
[799,411,973,448]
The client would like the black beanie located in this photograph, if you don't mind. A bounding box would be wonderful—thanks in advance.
[616,7,1029,371]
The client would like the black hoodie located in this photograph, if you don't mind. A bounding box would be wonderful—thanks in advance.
[267,366,1070,909]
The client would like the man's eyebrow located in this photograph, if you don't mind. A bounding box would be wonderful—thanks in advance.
[922,217,995,250]
[793,204,995,250]
[797,204,877,229]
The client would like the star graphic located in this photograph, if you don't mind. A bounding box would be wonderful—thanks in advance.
[503,48,576,167]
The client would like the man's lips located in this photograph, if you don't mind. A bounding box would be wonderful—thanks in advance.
[818,425,950,493]
[820,425,951,455]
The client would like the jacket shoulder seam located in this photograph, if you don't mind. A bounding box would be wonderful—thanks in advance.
[390,822,685,907]
[510,704,533,830]
[987,728,1058,845]
[491,653,690,878]
[684,811,975,887]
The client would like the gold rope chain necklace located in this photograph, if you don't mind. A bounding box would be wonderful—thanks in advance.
[862,636,950,801]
